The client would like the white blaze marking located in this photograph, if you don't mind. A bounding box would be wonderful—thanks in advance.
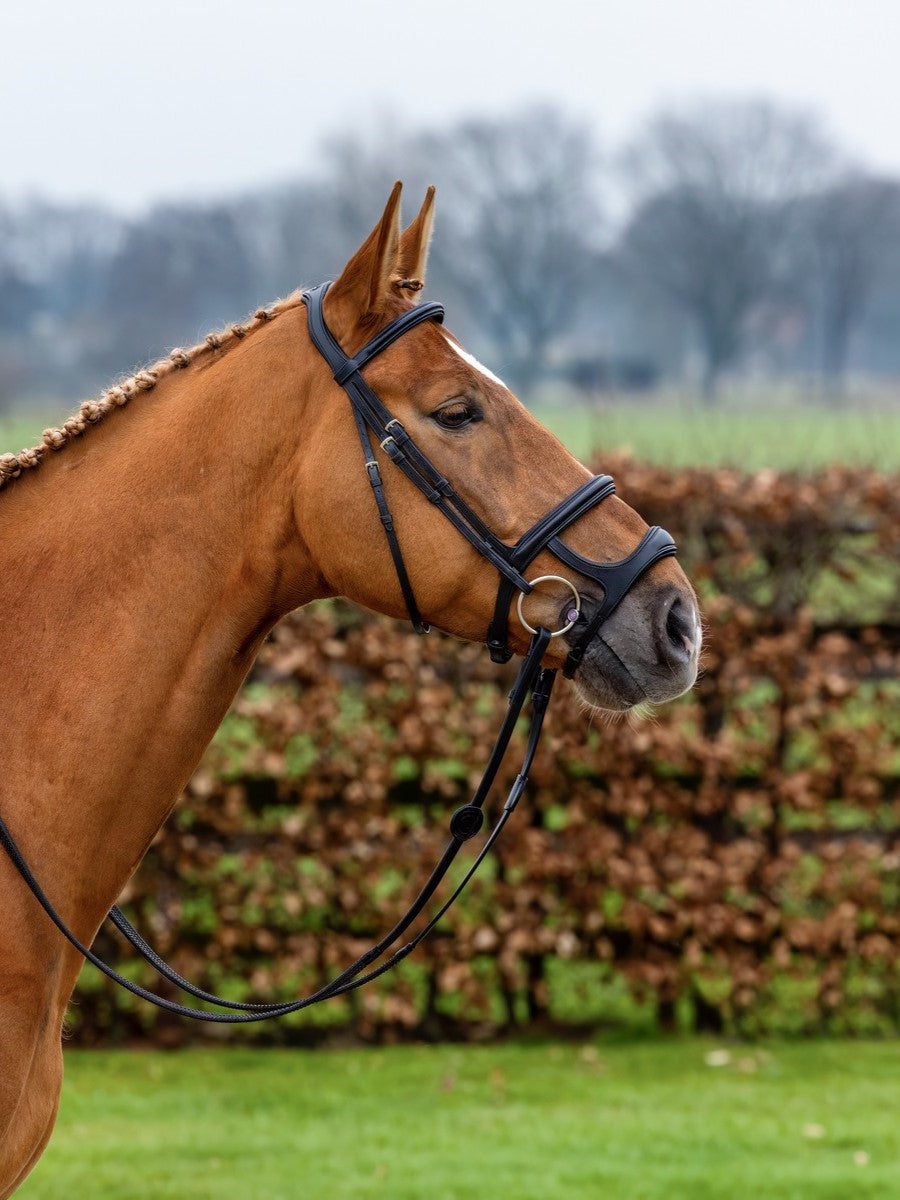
[445,336,507,388]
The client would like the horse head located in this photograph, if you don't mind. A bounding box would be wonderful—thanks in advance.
[296,183,700,710]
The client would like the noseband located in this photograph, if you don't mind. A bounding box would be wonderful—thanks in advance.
[0,285,678,1023]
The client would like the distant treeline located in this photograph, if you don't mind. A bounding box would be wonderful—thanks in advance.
[2,98,900,407]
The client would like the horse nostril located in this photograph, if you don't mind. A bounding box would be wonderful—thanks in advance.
[665,597,696,658]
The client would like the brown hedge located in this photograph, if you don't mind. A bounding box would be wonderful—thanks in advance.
[71,458,900,1043]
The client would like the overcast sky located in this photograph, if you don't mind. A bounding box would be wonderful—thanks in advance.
[2,0,896,210]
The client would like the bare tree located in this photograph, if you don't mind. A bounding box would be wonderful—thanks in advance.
[311,107,604,394]
[100,203,255,374]
[0,199,125,399]
[800,175,900,397]
[236,180,345,299]
[319,116,431,256]
[417,106,603,392]
[619,99,839,399]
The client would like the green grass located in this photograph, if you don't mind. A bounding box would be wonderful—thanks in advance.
[533,401,900,470]
[0,411,57,456]
[19,1040,900,1199]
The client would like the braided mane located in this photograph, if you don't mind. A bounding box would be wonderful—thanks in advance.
[0,293,305,493]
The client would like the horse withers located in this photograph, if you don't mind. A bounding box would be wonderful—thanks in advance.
[0,183,699,1196]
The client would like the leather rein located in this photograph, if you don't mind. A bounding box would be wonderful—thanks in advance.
[0,285,677,1022]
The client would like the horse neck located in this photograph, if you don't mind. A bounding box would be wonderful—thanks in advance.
[0,308,324,983]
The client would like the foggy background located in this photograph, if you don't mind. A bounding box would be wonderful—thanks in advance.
[2,0,899,410]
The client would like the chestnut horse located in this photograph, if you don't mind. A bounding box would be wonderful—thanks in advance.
[0,184,699,1195]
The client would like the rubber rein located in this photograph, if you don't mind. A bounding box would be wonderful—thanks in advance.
[0,285,677,1021]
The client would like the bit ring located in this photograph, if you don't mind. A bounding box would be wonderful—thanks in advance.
[516,575,581,638]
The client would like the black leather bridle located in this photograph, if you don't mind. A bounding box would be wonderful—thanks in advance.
[0,284,677,1022]
[302,283,677,678]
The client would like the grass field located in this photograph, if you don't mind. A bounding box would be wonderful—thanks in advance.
[18,1040,900,1199]
[3,398,900,471]
[534,400,900,471]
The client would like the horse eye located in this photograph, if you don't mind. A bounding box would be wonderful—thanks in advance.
[433,402,480,430]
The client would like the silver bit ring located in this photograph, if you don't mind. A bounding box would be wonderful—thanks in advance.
[516,575,581,637]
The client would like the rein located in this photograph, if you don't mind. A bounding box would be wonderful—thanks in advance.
[0,630,554,1021]
[0,285,678,1022]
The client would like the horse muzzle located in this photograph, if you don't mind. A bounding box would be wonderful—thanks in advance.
[564,580,701,710]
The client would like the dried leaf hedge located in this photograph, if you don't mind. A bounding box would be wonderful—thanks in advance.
[72,458,900,1043]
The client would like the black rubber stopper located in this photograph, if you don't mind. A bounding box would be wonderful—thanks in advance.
[449,804,484,842]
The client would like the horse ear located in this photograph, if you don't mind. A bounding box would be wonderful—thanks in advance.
[396,186,436,296]
[325,182,403,334]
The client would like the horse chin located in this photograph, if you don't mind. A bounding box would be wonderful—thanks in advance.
[568,643,647,713]
[573,679,637,713]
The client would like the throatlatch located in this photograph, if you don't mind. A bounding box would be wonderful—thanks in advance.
[0,282,678,1022]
